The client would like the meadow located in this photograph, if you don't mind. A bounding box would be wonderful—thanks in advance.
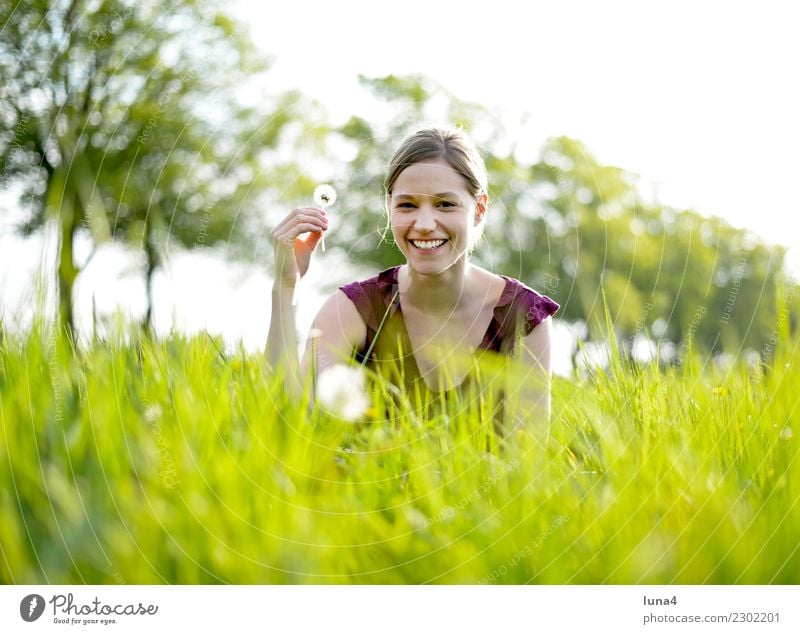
[1,319,798,584]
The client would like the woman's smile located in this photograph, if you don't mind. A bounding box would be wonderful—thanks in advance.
[409,238,448,253]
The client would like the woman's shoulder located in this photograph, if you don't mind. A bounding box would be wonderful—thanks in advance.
[493,273,560,335]
[337,266,400,331]
[338,266,399,301]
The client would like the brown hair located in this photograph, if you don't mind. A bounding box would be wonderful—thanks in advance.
[382,125,489,251]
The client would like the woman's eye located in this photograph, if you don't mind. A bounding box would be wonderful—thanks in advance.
[395,201,455,209]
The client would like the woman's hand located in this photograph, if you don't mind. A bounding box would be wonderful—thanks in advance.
[270,206,328,287]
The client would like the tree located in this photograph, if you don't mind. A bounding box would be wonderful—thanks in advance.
[0,0,315,338]
[528,136,796,361]
[315,74,797,361]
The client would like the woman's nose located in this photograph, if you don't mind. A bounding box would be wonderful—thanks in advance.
[414,205,437,231]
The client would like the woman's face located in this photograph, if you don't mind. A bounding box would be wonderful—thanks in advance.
[389,158,485,274]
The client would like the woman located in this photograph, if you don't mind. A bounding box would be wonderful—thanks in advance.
[266,125,559,439]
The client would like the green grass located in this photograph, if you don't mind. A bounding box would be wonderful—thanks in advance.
[0,320,798,584]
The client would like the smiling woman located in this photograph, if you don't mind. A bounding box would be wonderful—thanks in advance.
[266,125,559,442]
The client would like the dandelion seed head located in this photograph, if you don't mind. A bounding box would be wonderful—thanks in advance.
[314,184,337,208]
[144,405,162,423]
[317,363,370,421]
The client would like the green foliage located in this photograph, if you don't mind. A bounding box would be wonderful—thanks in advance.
[535,136,794,360]
[2,0,264,242]
[0,0,321,332]
[324,74,797,360]
[1,318,798,583]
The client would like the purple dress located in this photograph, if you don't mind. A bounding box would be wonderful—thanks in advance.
[338,266,559,416]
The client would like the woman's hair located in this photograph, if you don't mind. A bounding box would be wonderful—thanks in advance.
[382,124,489,252]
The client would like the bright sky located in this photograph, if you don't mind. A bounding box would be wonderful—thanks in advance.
[237,0,799,253]
[1,0,798,375]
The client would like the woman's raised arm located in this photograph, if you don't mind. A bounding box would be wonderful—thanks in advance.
[264,206,366,404]
[264,206,328,396]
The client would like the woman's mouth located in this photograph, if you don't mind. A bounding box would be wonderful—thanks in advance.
[410,239,448,253]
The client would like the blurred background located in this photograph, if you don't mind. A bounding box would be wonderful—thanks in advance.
[2,0,798,374]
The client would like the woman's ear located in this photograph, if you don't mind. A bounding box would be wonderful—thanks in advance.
[474,192,488,224]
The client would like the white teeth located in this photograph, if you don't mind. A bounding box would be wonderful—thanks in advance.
[411,239,446,250]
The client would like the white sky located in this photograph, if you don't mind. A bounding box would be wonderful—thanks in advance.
[237,0,799,250]
[2,0,799,374]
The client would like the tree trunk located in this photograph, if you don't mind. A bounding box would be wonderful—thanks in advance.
[57,193,79,343]
[143,224,158,336]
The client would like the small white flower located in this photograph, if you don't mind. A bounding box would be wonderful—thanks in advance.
[313,184,337,208]
[316,363,370,421]
[313,184,336,252]
[144,405,162,423]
